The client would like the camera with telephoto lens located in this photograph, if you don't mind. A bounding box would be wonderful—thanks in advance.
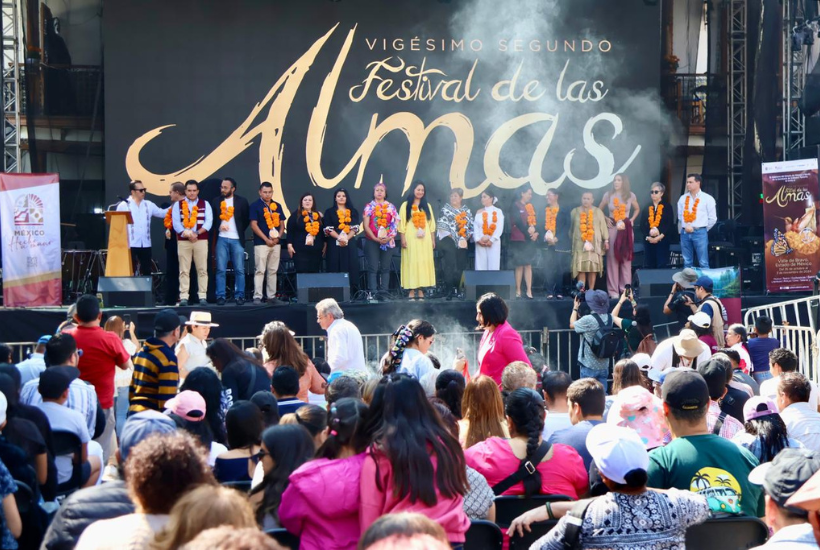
[670,289,695,309]
[571,281,586,302]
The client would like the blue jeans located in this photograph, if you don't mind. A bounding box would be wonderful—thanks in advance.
[580,365,609,393]
[680,227,709,268]
[216,237,246,299]
[753,371,773,385]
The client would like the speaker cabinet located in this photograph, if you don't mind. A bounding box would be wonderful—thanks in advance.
[97,277,154,307]
[635,269,680,297]
[464,270,516,301]
[297,273,350,304]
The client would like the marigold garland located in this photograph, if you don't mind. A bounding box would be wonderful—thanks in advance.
[579,210,594,242]
[219,200,234,222]
[525,203,537,227]
[612,198,627,223]
[544,207,558,234]
[683,196,700,224]
[337,208,352,232]
[455,211,469,238]
[181,200,199,230]
[411,205,426,230]
[374,203,389,228]
[303,210,320,236]
[163,207,173,230]
[649,204,664,229]
[482,211,498,236]
[263,202,280,230]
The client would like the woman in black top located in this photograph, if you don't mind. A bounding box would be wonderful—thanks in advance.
[286,192,326,274]
[206,339,271,407]
[508,185,539,299]
[324,188,361,291]
[639,182,676,269]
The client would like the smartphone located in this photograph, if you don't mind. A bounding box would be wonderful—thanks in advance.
[456,348,465,360]
[123,314,132,339]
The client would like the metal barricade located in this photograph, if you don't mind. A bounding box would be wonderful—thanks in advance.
[744,295,820,335]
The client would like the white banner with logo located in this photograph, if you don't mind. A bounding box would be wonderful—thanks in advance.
[0,173,62,306]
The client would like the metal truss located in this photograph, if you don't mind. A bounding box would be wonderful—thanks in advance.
[782,0,807,160]
[728,0,747,220]
[1,0,21,173]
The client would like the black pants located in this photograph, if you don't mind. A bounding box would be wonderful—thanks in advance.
[131,247,152,276]
[438,237,468,290]
[364,239,395,291]
[644,240,671,269]
[543,247,570,294]
[164,238,180,304]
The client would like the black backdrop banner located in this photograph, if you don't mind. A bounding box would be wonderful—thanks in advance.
[104,0,661,215]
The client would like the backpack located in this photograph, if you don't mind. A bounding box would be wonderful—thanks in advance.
[634,330,657,356]
[586,314,625,359]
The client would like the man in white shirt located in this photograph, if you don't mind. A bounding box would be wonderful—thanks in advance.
[541,370,573,440]
[316,298,365,375]
[172,180,213,306]
[15,335,50,386]
[761,348,820,411]
[677,173,717,268]
[211,178,250,306]
[777,372,820,453]
[651,328,711,372]
[116,181,168,276]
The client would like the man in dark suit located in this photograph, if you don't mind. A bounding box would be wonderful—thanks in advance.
[163,182,185,305]
[211,177,250,305]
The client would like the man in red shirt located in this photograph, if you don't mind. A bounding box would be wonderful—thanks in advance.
[67,295,133,463]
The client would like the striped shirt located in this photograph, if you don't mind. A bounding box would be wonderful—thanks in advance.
[128,338,179,416]
[20,374,98,435]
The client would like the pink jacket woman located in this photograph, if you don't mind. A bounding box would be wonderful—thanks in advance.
[478,321,531,385]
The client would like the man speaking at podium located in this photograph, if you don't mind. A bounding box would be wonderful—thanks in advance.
[116,180,169,276]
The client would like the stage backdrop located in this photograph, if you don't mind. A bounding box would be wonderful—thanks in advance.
[0,173,62,307]
[104,0,661,219]
[762,159,820,293]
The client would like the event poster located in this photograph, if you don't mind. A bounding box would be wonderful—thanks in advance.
[0,173,62,307]
[762,159,820,293]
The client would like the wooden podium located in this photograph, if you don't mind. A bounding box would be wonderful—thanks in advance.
[105,211,133,277]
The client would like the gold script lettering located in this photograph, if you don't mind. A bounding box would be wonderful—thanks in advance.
[765,185,812,208]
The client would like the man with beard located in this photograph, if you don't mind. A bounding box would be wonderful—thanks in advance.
[211,178,250,306]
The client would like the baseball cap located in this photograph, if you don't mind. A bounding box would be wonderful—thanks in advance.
[154,308,181,333]
[687,311,711,329]
[662,369,709,411]
[648,366,677,384]
[750,448,820,514]
[694,275,714,291]
[586,424,649,485]
[119,410,177,461]
[164,390,206,422]
[672,268,698,289]
[697,359,727,400]
[37,335,52,345]
[630,353,652,372]
[38,366,80,399]
[743,396,779,422]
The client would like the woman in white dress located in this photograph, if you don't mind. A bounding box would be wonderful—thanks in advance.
[474,189,504,270]
[176,311,218,379]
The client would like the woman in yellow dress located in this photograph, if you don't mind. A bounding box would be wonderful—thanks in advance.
[571,191,610,291]
[399,181,436,300]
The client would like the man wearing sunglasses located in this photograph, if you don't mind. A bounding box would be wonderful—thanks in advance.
[116,180,169,277]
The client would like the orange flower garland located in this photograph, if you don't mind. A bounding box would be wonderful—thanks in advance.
[482,211,498,236]
[263,202,280,229]
[181,200,198,229]
[525,203,536,226]
[612,198,627,223]
[544,207,558,234]
[455,211,469,238]
[649,204,664,229]
[219,200,234,222]
[683,196,699,224]
[163,208,173,230]
[337,208,352,232]
[579,211,594,242]
[374,204,389,228]
[303,210,320,236]
[411,205,426,230]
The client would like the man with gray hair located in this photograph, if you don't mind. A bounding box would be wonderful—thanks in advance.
[315,298,365,376]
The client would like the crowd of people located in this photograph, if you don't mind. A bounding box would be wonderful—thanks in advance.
[3,270,820,549]
[115,172,717,304]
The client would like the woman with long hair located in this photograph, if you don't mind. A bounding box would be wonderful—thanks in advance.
[398,181,436,300]
[542,188,572,299]
[612,295,656,355]
[458,375,509,449]
[180,367,227,445]
[599,173,641,298]
[260,320,326,402]
[640,181,675,269]
[437,188,473,298]
[214,401,263,483]
[508,185,539,299]
[611,359,643,395]
[475,293,531,384]
[362,179,400,294]
[473,189,504,271]
[280,404,329,450]
[571,191,609,291]
[382,320,437,386]
[324,188,361,292]
[435,370,466,420]
[359,374,469,545]
[206,338,271,405]
[287,192,326,274]
[249,424,315,529]
[732,396,802,463]
[280,398,372,550]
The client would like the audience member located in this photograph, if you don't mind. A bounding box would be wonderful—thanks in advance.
[647,370,763,517]
[459,375,509,448]
[316,298,366,374]
[466,388,587,500]
[244,347,264,363]
[249,424,315,529]
[719,348,757,397]
[381,321,438,394]
[260,321,326,401]
[128,309,181,417]
[548,379,606,471]
[180,367,227,445]
[284,404,329,450]
[605,359,642,419]
[612,298,656,356]
[250,391,280,428]
[0,389,49,490]
[570,290,617,390]
[501,361,538,398]
[710,353,749,422]
[685,275,727,347]
[180,526,283,550]
[663,268,698,331]
[0,459,21,549]
[280,398,371,549]
[747,316,779,383]
[687,311,718,354]
[103,316,138,412]
[697,359,745,439]
[732,396,802,464]
[760,348,820,410]
[541,371,573,440]
[629,352,654,392]
[358,513,449,550]
[435,370,466,419]
[326,374,363,406]
[214,401,263,483]
[777,372,820,453]
[15,335,50,386]
[362,378,379,405]
[272,366,306,415]
[606,385,670,450]
[0,344,12,364]
[74,432,216,550]
[150,485,257,550]
[176,312,216,379]
[726,323,753,375]
[786,468,820,546]
[359,374,469,545]
[475,293,531,384]
[165,390,225,467]
[650,329,710,372]
[206,339,271,406]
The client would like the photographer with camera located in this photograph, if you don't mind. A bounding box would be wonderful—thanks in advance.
[663,268,698,331]
[570,290,623,392]
[612,287,656,355]
[683,276,727,347]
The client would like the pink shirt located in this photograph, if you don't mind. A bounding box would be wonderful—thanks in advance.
[280,453,366,550]
[478,322,531,385]
[359,447,470,543]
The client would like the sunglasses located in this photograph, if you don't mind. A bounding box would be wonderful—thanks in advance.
[251,448,269,464]
[650,190,662,194]
[134,188,146,193]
